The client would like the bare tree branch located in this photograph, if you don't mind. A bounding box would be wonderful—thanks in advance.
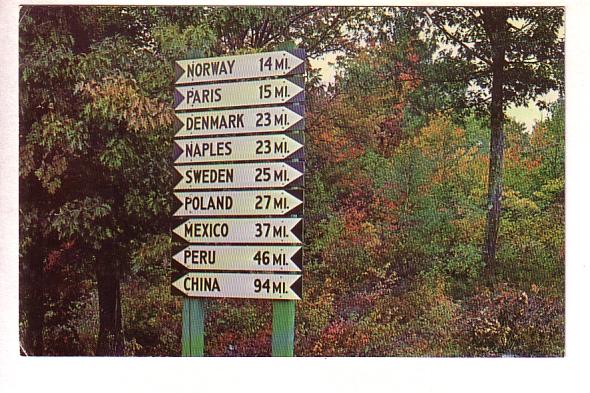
[425,9,493,67]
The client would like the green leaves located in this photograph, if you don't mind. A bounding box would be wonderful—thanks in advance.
[152,22,217,60]
[50,197,117,250]
[77,75,174,133]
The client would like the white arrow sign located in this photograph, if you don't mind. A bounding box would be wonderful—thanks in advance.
[175,49,306,85]
[171,272,302,300]
[174,105,305,138]
[173,189,303,217]
[174,161,304,190]
[173,134,304,164]
[173,77,304,111]
[172,245,302,272]
[173,218,303,244]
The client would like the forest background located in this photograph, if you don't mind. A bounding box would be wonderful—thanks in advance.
[13,5,567,358]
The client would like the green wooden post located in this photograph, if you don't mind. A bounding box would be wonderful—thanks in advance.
[179,48,207,358]
[272,300,296,356]
[182,298,205,356]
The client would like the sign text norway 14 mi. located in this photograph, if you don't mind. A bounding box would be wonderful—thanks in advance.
[175,49,305,84]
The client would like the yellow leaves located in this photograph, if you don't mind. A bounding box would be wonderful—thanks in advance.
[19,143,36,178]
[502,188,541,215]
[32,154,67,194]
[77,75,174,133]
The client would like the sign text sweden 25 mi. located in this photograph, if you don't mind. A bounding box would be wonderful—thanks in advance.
[174,161,304,190]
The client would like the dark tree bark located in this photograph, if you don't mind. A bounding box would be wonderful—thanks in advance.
[481,8,508,277]
[22,232,45,355]
[96,262,124,356]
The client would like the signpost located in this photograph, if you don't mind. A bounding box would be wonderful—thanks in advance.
[172,134,304,164]
[172,272,302,300]
[174,161,304,190]
[174,105,304,138]
[174,77,304,111]
[172,245,303,272]
[172,48,305,357]
[175,49,306,84]
[173,189,303,217]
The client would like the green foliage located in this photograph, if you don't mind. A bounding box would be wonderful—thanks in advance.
[50,197,116,250]
[458,285,565,356]
[19,6,564,357]
[122,278,181,356]
[152,22,217,59]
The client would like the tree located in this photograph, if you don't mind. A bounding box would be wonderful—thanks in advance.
[418,7,564,274]
[19,6,174,355]
[19,5,373,356]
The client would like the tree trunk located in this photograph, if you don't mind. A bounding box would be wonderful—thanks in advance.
[22,233,45,355]
[96,263,124,356]
[482,8,508,278]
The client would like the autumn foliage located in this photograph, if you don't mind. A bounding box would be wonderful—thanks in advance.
[19,6,564,357]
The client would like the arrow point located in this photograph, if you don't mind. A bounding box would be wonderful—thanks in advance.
[289,48,306,62]
[174,62,185,83]
[173,113,184,133]
[292,248,303,271]
[290,275,303,300]
[291,219,303,243]
[173,89,185,109]
[172,141,184,162]
[170,273,187,296]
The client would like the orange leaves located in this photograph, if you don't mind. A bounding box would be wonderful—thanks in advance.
[77,75,174,133]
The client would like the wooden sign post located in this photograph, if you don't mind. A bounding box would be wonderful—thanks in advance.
[172,48,305,357]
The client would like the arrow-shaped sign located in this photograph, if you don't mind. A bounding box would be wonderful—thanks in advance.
[173,218,303,244]
[175,49,306,85]
[173,189,303,217]
[171,272,302,300]
[174,161,304,190]
[174,77,304,111]
[172,245,302,272]
[173,134,304,164]
[174,105,304,138]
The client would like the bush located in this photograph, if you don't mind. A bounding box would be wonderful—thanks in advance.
[457,284,564,357]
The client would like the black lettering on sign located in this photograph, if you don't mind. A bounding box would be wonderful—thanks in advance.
[186,88,222,104]
[184,249,216,265]
[183,222,229,238]
[185,168,234,184]
[186,59,236,78]
[255,167,271,182]
[184,276,221,292]
[187,113,245,131]
[183,195,234,211]
[184,141,232,158]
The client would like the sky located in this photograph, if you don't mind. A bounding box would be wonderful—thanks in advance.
[309,52,559,133]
